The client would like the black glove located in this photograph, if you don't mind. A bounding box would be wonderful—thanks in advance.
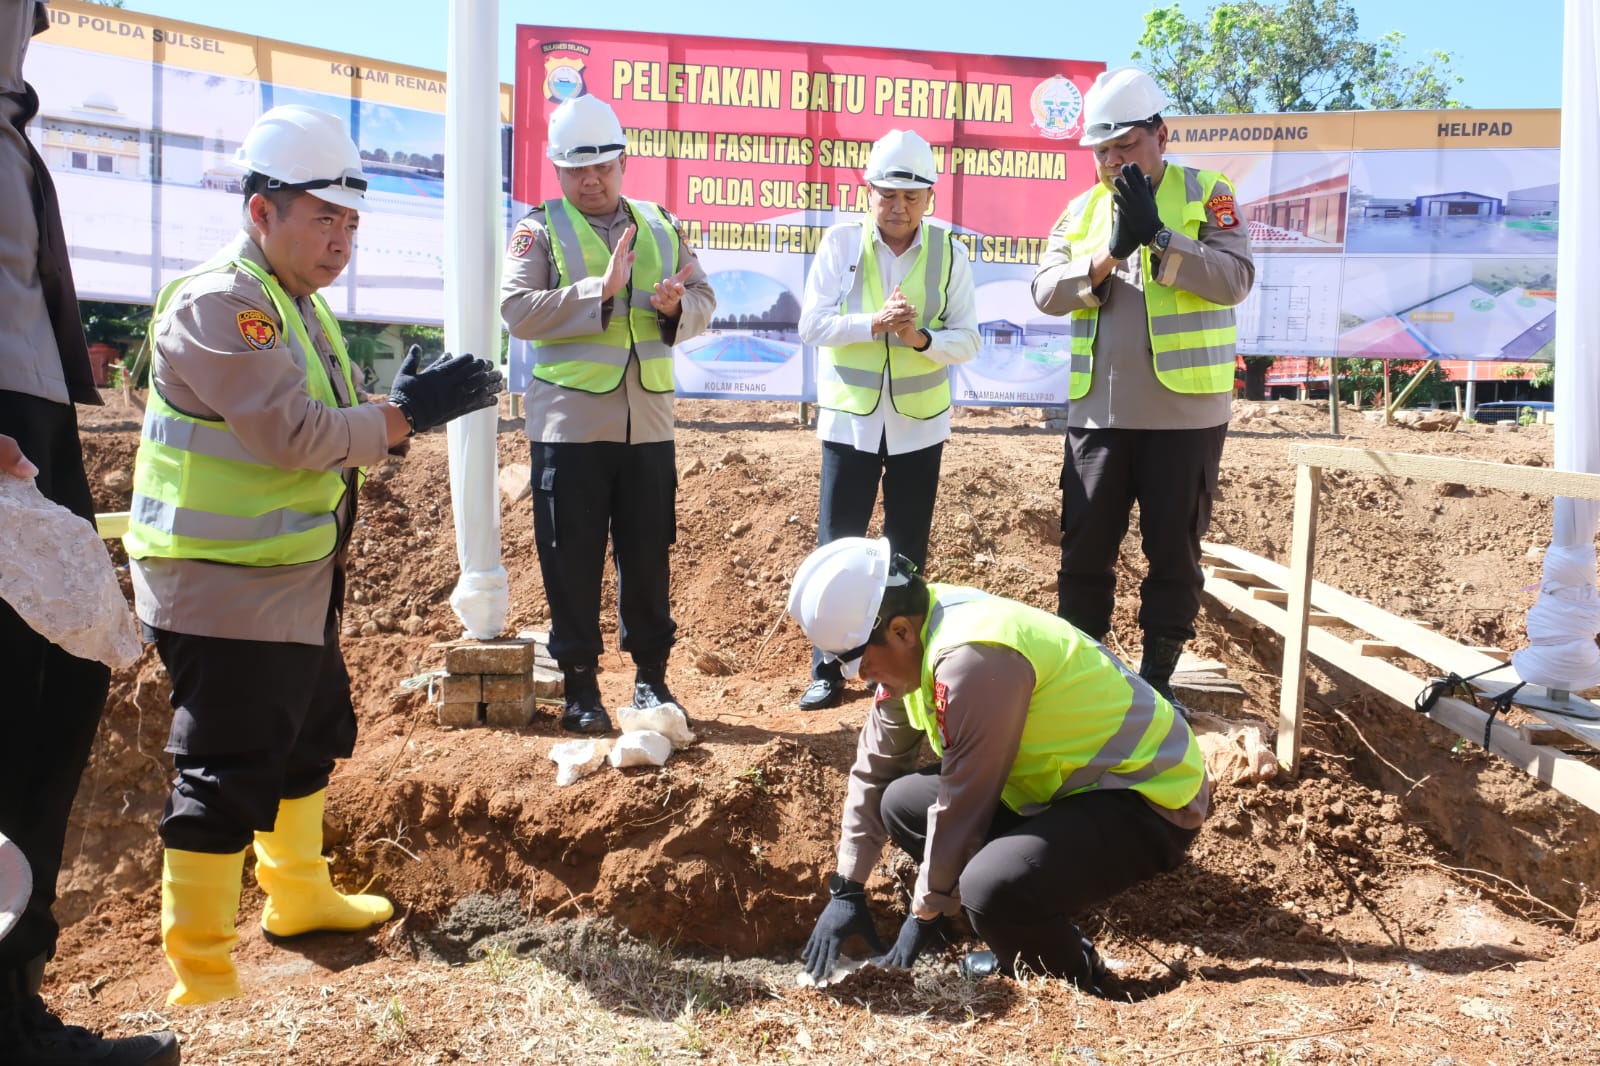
[802,879,885,984]
[388,345,503,435]
[873,912,950,970]
[1109,162,1163,259]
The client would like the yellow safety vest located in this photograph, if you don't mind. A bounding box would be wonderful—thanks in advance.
[903,585,1205,815]
[531,196,680,394]
[1059,165,1239,399]
[817,219,954,419]
[123,256,358,567]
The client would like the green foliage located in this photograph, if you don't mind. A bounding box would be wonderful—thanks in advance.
[1335,359,1451,406]
[1134,1,1463,115]
[1501,362,1555,389]
[80,300,150,348]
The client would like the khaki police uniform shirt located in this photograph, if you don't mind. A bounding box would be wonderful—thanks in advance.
[836,641,1210,918]
[1031,163,1255,431]
[499,198,714,444]
[0,0,65,404]
[130,232,393,646]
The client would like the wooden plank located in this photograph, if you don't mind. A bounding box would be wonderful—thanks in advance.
[1275,463,1322,776]
[1204,540,1600,753]
[1469,646,1511,663]
[1522,723,1587,746]
[1287,444,1600,500]
[95,511,129,540]
[1354,640,1405,658]
[1309,610,1339,626]
[1204,575,1600,817]
[1251,587,1288,603]
[1209,567,1265,585]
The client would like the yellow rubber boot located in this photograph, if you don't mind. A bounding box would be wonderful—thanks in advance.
[161,847,247,1006]
[253,790,394,937]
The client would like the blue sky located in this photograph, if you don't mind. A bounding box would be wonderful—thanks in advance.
[115,0,1561,111]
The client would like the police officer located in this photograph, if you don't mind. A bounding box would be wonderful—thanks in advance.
[1,2,178,1060]
[1032,67,1254,701]
[500,95,715,735]
[787,537,1209,987]
[124,105,501,1006]
[795,129,979,711]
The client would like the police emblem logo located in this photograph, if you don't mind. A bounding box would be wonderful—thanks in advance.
[1208,192,1240,228]
[508,229,534,258]
[541,43,591,102]
[236,309,278,350]
[933,680,950,748]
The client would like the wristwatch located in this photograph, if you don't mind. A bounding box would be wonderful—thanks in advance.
[1150,227,1173,253]
[827,873,865,897]
[914,328,932,352]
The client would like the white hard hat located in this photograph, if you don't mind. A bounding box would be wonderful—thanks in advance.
[235,105,367,210]
[1079,67,1172,147]
[864,129,937,189]
[787,537,893,679]
[547,95,627,168]
[0,828,31,945]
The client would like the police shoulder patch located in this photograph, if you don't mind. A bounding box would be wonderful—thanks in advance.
[508,228,534,258]
[933,680,950,748]
[236,309,278,350]
[1207,192,1240,229]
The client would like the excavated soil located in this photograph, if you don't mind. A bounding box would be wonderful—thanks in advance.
[39,393,1600,1063]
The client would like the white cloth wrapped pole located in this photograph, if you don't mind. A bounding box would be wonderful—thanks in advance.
[1513,0,1600,692]
[443,0,508,640]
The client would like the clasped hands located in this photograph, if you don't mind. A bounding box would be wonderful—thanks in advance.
[1108,161,1164,261]
[600,224,695,317]
[871,285,926,349]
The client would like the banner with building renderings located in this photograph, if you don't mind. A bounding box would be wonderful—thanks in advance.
[26,0,511,328]
[510,28,1559,403]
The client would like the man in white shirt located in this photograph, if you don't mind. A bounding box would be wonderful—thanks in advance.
[795,129,979,710]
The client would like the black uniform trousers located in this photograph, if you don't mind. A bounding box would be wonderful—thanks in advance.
[152,604,357,854]
[529,440,677,669]
[1057,424,1227,642]
[880,765,1197,979]
[0,391,110,972]
[810,436,944,680]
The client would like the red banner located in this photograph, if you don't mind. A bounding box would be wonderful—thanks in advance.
[511,27,1103,256]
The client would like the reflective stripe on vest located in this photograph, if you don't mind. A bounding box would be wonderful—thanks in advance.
[122,257,357,567]
[903,585,1206,814]
[1061,166,1238,399]
[817,219,954,419]
[531,196,680,394]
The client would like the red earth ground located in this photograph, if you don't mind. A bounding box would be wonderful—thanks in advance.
[36,394,1600,1063]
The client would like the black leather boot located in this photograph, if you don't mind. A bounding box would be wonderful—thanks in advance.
[1138,635,1187,703]
[558,664,611,734]
[631,656,680,712]
[0,956,180,1065]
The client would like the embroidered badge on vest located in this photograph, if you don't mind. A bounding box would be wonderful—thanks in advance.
[236,309,278,350]
[933,680,950,748]
[1207,192,1239,229]
[509,229,533,258]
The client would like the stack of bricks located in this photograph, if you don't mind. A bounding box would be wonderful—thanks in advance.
[436,635,562,728]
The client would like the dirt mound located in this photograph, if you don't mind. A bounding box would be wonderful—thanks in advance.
[41,393,1600,1063]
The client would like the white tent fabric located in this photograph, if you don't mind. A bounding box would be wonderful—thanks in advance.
[1513,0,1600,691]
[443,0,508,640]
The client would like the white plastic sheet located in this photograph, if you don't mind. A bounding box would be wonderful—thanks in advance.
[443,0,509,640]
[1514,0,1600,691]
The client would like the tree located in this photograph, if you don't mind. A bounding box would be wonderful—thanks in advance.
[1136,1,1464,399]
[1134,1,1463,115]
